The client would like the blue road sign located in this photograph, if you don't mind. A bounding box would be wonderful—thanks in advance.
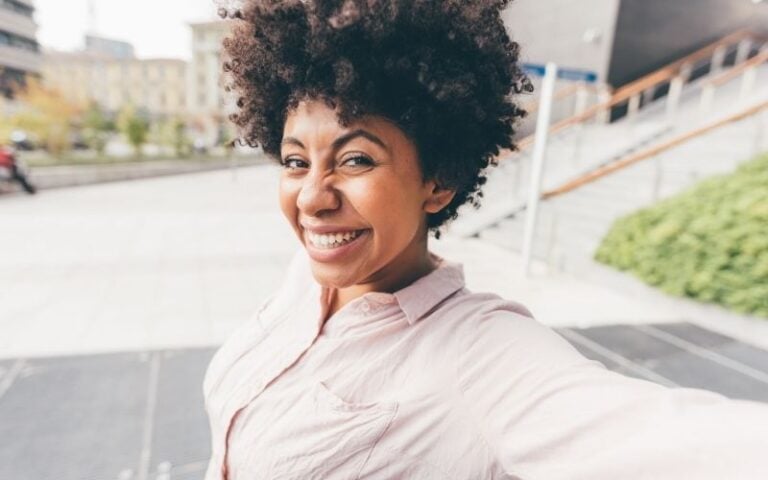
[522,63,598,84]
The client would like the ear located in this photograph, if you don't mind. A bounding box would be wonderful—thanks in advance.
[423,180,456,214]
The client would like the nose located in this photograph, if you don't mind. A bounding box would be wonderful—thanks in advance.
[296,170,341,217]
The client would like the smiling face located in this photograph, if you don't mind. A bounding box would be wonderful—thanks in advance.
[279,99,454,294]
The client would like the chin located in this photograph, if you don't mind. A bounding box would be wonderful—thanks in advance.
[308,262,357,289]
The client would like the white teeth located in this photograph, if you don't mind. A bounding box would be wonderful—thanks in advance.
[307,230,363,249]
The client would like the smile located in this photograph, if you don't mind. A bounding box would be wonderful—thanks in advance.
[303,228,370,263]
[307,230,366,249]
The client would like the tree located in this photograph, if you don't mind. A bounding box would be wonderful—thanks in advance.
[158,117,189,157]
[118,105,150,157]
[4,78,80,156]
[82,102,114,156]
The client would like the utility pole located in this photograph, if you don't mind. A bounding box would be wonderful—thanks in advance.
[521,62,558,278]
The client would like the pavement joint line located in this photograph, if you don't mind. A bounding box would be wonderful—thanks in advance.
[137,352,161,480]
[0,359,25,400]
[635,324,768,386]
[150,460,208,476]
[558,328,679,387]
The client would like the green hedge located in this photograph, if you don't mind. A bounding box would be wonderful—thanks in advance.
[594,152,768,318]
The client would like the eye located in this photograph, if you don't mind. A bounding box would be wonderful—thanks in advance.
[341,155,375,168]
[281,157,308,170]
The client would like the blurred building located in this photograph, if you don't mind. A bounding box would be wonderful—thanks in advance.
[0,0,40,98]
[162,2,768,142]
[84,34,134,60]
[187,20,231,145]
[42,41,187,118]
[504,0,768,87]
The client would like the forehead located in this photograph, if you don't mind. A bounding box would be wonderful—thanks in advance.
[282,100,407,149]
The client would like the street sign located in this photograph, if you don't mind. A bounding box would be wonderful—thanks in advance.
[522,63,598,84]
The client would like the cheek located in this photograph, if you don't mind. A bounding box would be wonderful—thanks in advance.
[348,176,424,234]
[278,179,299,226]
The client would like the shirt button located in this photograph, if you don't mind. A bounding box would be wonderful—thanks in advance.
[360,301,371,313]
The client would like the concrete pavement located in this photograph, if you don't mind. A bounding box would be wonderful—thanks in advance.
[1,164,768,358]
[2,166,768,480]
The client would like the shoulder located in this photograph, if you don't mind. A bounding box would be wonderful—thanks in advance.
[429,287,540,341]
[426,288,591,380]
[445,289,534,320]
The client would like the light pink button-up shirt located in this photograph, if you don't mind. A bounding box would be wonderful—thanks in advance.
[203,250,768,480]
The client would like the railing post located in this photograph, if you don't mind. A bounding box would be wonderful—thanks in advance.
[739,66,757,104]
[679,62,693,83]
[711,44,727,74]
[735,38,753,65]
[574,83,590,117]
[666,76,684,121]
[642,86,656,107]
[521,62,557,278]
[571,84,589,166]
[627,94,641,119]
[699,84,715,115]
[597,86,612,124]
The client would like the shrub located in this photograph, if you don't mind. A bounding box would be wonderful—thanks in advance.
[595,152,768,317]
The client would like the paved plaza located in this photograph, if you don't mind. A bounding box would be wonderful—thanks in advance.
[2,321,768,480]
[1,165,768,480]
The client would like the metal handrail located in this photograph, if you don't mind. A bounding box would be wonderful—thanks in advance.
[540,99,768,200]
[706,48,768,88]
[610,29,759,99]
[521,82,605,115]
[510,29,766,153]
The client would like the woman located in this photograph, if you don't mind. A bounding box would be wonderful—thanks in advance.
[204,1,768,479]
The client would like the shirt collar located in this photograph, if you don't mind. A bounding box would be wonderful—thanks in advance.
[286,249,466,328]
[393,252,465,325]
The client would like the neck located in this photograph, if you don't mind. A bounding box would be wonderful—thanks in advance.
[327,236,436,318]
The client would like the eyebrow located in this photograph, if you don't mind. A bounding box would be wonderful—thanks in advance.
[281,129,391,154]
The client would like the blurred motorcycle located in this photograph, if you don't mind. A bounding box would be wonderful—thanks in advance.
[0,146,36,195]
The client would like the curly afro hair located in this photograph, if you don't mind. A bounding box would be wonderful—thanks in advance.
[220,0,532,236]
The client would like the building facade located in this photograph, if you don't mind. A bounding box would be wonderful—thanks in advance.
[171,2,768,142]
[504,0,768,89]
[187,20,231,145]
[0,0,40,97]
[607,0,768,87]
[42,49,187,118]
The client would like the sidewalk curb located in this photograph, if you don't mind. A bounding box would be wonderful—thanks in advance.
[2,157,267,194]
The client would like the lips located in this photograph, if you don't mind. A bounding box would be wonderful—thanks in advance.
[300,222,364,233]
[302,227,370,262]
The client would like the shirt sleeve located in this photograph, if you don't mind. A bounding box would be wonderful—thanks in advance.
[456,306,768,480]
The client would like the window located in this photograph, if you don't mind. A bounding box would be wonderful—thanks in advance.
[0,0,34,17]
[0,29,38,51]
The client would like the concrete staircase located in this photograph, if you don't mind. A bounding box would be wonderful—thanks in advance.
[448,60,768,275]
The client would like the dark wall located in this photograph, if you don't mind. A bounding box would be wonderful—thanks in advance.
[607,0,768,88]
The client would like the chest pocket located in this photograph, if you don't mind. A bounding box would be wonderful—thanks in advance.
[240,382,398,480]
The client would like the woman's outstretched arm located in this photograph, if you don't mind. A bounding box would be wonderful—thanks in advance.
[455,308,768,480]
